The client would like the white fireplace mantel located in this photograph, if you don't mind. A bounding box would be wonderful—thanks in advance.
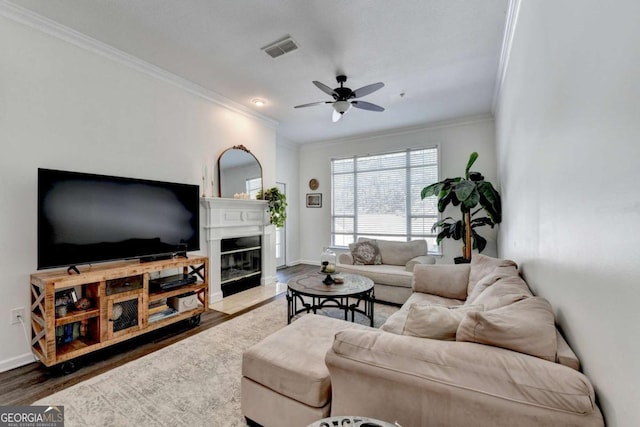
[200,198,276,304]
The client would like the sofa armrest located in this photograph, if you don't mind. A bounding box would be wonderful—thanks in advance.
[405,255,436,272]
[412,264,470,300]
[338,252,354,265]
[326,329,603,427]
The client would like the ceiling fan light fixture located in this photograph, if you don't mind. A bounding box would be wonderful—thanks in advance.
[333,100,351,114]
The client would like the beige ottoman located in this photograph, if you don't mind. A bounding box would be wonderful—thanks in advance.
[241,314,373,427]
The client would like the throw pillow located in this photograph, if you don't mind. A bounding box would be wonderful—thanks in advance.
[470,276,532,311]
[349,241,382,265]
[456,297,557,361]
[403,304,484,341]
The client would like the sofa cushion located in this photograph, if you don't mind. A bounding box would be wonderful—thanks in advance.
[413,264,470,300]
[330,329,598,416]
[349,241,382,265]
[337,263,413,288]
[242,314,373,408]
[403,304,484,340]
[456,297,557,362]
[405,255,436,272]
[467,254,518,297]
[470,276,532,311]
[374,239,427,266]
[381,292,464,334]
[465,265,520,304]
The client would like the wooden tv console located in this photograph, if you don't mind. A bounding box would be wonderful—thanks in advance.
[30,256,208,371]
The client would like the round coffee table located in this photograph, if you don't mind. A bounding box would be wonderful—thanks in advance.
[308,416,397,427]
[287,273,375,326]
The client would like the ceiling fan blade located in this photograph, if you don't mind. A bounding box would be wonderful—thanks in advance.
[351,100,385,112]
[352,82,384,98]
[332,109,342,123]
[294,101,331,109]
[313,81,338,97]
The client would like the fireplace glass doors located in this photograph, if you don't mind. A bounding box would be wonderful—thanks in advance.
[221,236,262,297]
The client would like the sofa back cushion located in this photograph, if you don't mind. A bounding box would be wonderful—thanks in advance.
[465,265,521,305]
[456,297,557,362]
[412,264,470,300]
[359,238,427,266]
[403,304,484,340]
[471,276,532,311]
[467,254,518,296]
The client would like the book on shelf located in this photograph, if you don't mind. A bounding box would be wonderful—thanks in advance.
[149,299,167,308]
[148,308,178,322]
[148,304,169,315]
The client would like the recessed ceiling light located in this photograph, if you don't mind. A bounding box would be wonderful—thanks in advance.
[251,98,266,107]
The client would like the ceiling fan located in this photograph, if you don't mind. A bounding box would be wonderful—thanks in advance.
[294,75,385,122]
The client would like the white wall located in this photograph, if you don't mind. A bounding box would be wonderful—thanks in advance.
[275,137,300,266]
[298,117,497,264]
[0,15,276,371]
[495,1,640,425]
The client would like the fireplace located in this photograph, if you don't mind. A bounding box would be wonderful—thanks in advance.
[201,197,277,304]
[221,236,262,297]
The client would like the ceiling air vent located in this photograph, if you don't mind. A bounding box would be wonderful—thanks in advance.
[262,35,298,59]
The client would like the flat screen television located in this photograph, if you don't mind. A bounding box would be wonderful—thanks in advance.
[38,168,200,270]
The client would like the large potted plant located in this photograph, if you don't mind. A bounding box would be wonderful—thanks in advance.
[257,187,287,227]
[421,152,501,262]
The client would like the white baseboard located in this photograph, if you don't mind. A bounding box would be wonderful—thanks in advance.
[260,275,277,286]
[209,290,223,305]
[0,352,37,373]
[296,259,320,266]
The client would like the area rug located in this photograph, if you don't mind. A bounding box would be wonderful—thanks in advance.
[34,297,397,427]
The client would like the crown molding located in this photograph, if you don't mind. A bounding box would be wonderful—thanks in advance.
[492,0,522,114]
[0,1,279,129]
[300,114,494,151]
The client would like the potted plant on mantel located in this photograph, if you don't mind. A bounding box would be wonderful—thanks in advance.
[421,152,502,263]
[257,187,287,228]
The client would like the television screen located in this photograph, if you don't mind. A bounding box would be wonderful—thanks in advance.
[38,168,200,270]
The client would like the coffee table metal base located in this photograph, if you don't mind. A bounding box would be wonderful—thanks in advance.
[286,274,375,326]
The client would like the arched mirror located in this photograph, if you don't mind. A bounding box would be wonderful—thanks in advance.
[217,145,263,198]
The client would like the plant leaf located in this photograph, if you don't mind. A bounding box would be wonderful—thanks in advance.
[465,152,479,179]
[455,181,480,210]
[469,172,484,182]
[432,217,455,231]
[472,229,487,253]
[453,220,463,240]
[470,217,494,228]
[477,181,502,223]
[421,182,446,199]
[454,180,475,202]
[437,191,456,212]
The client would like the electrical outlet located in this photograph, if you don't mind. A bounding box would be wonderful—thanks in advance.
[10,307,25,325]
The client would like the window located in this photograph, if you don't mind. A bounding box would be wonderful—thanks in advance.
[331,147,440,254]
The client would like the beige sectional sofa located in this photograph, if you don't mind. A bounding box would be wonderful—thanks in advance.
[241,254,604,427]
[337,238,435,305]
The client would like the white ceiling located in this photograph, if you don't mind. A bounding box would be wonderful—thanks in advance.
[9,0,509,144]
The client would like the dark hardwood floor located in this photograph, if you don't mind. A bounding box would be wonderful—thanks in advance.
[0,263,316,406]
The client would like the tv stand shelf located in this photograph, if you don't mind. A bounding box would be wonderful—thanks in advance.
[30,256,208,369]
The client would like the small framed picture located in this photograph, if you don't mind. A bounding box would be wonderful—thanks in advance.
[306,193,322,208]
